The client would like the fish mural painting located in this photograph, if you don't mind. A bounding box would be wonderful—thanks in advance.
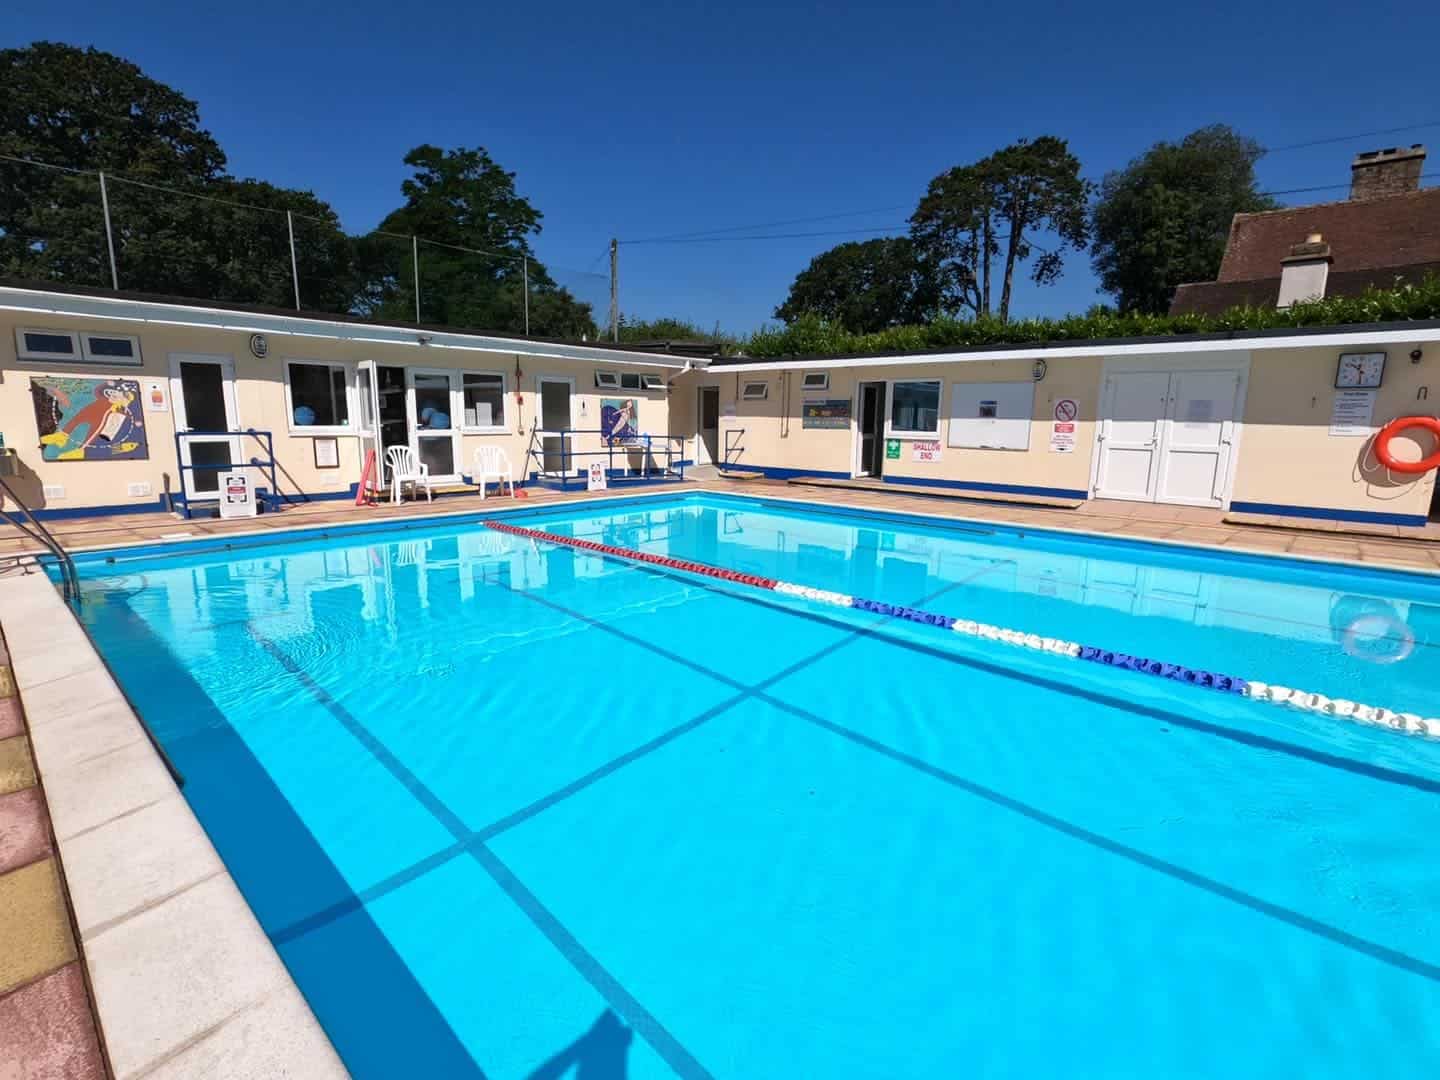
[31,377,149,461]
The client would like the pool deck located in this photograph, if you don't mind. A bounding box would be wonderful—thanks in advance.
[0,477,1437,1077]
[3,478,1436,571]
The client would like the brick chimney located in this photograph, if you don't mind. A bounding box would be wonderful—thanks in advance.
[1350,145,1426,200]
[1276,233,1332,307]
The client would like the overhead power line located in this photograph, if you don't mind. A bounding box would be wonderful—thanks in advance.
[1261,121,1440,155]
[623,205,912,245]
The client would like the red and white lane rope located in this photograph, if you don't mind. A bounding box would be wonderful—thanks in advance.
[483,520,1440,739]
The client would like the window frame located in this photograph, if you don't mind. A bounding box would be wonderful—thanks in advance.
[14,327,145,366]
[283,358,356,436]
[887,378,943,438]
[81,332,143,365]
[640,372,665,391]
[594,370,620,389]
[459,369,509,433]
[620,372,643,390]
[801,371,830,392]
[741,380,769,401]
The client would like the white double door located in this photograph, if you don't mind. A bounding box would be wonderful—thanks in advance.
[1094,365,1246,507]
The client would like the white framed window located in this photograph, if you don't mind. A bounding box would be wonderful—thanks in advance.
[285,360,353,434]
[461,371,507,431]
[641,373,665,390]
[802,371,830,392]
[620,372,642,390]
[595,370,620,389]
[82,332,142,364]
[15,327,144,366]
[16,328,79,361]
[741,380,769,401]
[889,379,942,436]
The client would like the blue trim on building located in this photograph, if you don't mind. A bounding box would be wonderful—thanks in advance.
[717,463,851,481]
[880,474,1089,501]
[1229,500,1428,528]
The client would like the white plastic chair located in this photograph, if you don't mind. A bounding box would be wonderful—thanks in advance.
[472,445,515,500]
[385,445,432,504]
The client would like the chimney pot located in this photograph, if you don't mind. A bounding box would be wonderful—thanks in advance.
[1350,145,1427,200]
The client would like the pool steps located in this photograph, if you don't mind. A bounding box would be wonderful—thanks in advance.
[483,521,1440,740]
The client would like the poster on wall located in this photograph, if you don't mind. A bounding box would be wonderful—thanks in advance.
[885,438,901,460]
[1329,389,1377,437]
[912,439,942,463]
[601,397,640,443]
[801,399,852,429]
[31,377,149,461]
[143,380,169,413]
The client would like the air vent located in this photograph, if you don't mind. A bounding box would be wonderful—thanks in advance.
[127,482,153,497]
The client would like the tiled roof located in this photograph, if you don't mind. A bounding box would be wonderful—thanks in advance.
[1170,261,1440,317]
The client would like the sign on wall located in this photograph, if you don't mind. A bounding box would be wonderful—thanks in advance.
[801,399,852,429]
[912,439,942,463]
[31,376,149,462]
[143,380,169,413]
[601,397,640,443]
[885,438,901,460]
[948,381,1034,450]
[587,461,608,491]
[218,471,256,519]
[1050,397,1079,453]
[1329,389,1377,437]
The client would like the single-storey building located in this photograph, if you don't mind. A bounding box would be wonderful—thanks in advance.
[687,324,1440,527]
[0,282,697,517]
[3,281,1439,528]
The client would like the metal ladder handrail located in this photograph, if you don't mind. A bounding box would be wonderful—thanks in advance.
[0,473,81,604]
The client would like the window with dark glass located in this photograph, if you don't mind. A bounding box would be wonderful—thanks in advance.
[463,373,505,428]
[288,362,350,428]
[890,380,941,433]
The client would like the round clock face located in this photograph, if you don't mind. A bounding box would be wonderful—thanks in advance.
[1337,352,1384,388]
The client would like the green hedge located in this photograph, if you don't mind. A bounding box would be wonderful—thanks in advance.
[740,274,1440,359]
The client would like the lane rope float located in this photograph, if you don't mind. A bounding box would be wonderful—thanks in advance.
[484,521,1440,740]
[1373,415,1440,474]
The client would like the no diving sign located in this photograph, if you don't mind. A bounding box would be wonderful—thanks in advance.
[1050,398,1079,453]
[1053,398,1078,423]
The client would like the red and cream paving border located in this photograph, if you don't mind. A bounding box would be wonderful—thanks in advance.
[0,568,349,1079]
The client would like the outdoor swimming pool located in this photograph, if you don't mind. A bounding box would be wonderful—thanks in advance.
[69,491,1440,1077]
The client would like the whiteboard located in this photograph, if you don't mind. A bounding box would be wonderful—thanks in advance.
[948,381,1034,450]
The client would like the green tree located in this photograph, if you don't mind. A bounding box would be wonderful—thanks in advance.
[910,136,1091,322]
[0,42,352,309]
[774,237,944,332]
[354,144,596,336]
[1091,125,1278,313]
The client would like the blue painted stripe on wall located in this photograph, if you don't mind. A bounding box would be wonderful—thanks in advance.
[1229,500,1428,528]
[881,474,1090,501]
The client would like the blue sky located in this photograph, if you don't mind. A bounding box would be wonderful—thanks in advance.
[9,1,1439,333]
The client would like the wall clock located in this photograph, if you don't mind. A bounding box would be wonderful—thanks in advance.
[1335,351,1384,388]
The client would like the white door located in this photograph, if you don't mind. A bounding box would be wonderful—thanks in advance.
[357,360,382,490]
[170,354,241,501]
[1156,369,1242,507]
[1094,371,1169,502]
[407,369,460,483]
[538,377,574,474]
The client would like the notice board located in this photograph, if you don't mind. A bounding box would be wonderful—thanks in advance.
[948,381,1034,450]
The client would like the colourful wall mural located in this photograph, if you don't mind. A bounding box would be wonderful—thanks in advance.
[31,377,149,461]
[601,397,640,443]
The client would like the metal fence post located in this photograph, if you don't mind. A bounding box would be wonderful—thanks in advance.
[412,235,421,323]
[286,211,301,310]
[522,255,530,335]
[98,171,119,290]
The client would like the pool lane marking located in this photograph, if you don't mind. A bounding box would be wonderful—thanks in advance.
[248,625,714,1080]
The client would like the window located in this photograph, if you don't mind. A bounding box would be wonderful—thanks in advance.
[595,370,620,389]
[357,366,376,434]
[802,371,830,392]
[890,380,942,435]
[462,372,506,430]
[82,334,141,364]
[286,361,351,431]
[641,373,665,390]
[16,328,79,361]
[620,372,642,390]
[14,328,142,365]
[741,380,769,401]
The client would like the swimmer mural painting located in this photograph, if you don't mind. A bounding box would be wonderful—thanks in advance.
[600,397,639,444]
[31,376,149,461]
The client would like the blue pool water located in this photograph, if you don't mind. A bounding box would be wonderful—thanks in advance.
[70,492,1440,1077]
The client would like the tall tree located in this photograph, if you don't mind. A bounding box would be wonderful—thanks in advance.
[0,42,352,309]
[1091,125,1278,313]
[910,136,1091,322]
[354,145,595,336]
[774,237,945,332]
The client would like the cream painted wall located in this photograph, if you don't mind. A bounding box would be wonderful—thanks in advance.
[1232,344,1437,517]
[1,310,679,512]
[717,357,1100,493]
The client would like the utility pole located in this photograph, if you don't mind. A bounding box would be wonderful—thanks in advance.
[98,171,119,291]
[286,211,301,310]
[609,238,619,343]
[522,255,530,335]
[412,235,421,323]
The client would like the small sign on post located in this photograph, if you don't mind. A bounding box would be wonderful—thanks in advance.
[218,471,256,519]
[586,461,608,491]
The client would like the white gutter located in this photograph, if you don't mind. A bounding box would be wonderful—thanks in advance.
[0,285,692,370]
[717,324,1440,372]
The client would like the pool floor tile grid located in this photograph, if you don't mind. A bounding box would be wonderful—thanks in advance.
[0,625,110,1080]
[224,541,1440,1077]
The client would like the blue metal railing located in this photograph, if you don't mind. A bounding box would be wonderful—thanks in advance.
[723,428,746,467]
[172,429,287,519]
[524,427,688,490]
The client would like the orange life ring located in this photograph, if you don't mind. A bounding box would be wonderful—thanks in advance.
[1373,415,1440,474]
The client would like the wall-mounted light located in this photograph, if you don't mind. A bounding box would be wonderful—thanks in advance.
[1032,359,1048,382]
[1411,348,1424,364]
[417,333,433,346]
